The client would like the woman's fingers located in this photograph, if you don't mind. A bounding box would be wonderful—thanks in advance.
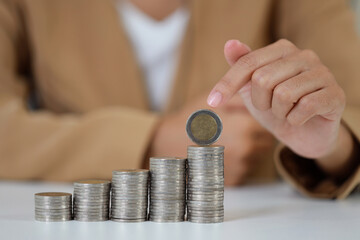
[208,39,299,108]
[214,38,343,128]
[251,52,313,111]
[224,39,251,66]
[222,92,248,112]
[271,67,328,119]
[287,86,345,126]
[208,40,251,107]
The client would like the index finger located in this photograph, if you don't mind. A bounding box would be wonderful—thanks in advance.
[207,39,298,107]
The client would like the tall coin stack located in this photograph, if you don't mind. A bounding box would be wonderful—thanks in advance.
[187,145,224,223]
[111,169,149,222]
[34,192,72,222]
[149,157,186,222]
[73,180,111,221]
[186,109,224,223]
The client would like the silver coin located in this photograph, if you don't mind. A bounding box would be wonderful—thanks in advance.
[187,145,225,222]
[34,192,73,221]
[149,157,186,222]
[111,218,147,223]
[73,179,111,222]
[111,170,149,222]
[74,179,110,185]
[74,217,108,222]
[35,216,72,222]
[35,192,72,198]
[149,218,184,223]
[112,169,149,175]
[35,204,71,209]
[187,218,223,224]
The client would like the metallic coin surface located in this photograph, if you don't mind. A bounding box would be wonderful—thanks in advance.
[149,157,186,222]
[187,145,225,223]
[35,192,72,198]
[73,179,110,222]
[111,169,149,222]
[74,179,110,185]
[34,192,72,222]
[186,109,222,145]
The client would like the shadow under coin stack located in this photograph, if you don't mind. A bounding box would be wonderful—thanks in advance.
[186,109,224,223]
[73,180,111,221]
[149,157,186,222]
[34,192,72,222]
[111,169,149,222]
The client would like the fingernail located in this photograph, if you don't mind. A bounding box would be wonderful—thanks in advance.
[225,40,239,49]
[207,91,223,107]
[225,40,251,52]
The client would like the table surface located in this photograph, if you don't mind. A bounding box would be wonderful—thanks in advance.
[0,181,359,240]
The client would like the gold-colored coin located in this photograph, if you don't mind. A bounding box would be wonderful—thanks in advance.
[190,113,217,141]
[186,109,222,145]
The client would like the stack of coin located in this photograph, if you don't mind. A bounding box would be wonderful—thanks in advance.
[149,157,186,222]
[73,180,111,221]
[111,169,149,222]
[34,192,72,222]
[187,145,225,223]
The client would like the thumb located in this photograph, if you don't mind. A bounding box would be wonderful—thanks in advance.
[224,40,251,66]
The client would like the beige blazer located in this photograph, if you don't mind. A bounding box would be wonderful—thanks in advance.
[0,0,359,199]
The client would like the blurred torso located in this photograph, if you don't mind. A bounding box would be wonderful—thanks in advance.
[20,0,274,113]
[17,0,277,180]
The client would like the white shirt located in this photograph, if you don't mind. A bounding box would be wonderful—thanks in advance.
[117,1,190,112]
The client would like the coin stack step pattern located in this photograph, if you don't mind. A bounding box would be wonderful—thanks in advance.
[34,108,225,224]
[111,169,149,222]
[149,157,186,222]
[35,192,72,222]
[73,180,111,221]
[187,145,225,223]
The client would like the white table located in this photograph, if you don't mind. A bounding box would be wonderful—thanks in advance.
[0,181,359,240]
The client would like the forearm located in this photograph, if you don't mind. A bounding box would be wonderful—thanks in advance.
[0,95,158,181]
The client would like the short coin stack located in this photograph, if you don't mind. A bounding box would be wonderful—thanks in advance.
[149,157,186,222]
[34,192,72,222]
[73,180,111,221]
[111,169,149,222]
[187,145,225,223]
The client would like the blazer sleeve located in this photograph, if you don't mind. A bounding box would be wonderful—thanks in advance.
[273,0,360,199]
[0,1,158,181]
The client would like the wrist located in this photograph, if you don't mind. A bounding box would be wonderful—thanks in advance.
[315,123,357,180]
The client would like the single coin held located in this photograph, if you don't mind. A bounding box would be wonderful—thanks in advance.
[186,109,223,145]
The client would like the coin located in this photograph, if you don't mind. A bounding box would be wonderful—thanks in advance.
[111,169,149,222]
[34,192,72,222]
[35,192,71,198]
[187,145,225,223]
[73,179,110,222]
[186,109,222,145]
[149,157,186,222]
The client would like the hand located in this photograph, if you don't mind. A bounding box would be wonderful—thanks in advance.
[150,92,274,185]
[208,39,354,178]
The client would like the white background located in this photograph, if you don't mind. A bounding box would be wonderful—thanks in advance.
[1,181,360,240]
